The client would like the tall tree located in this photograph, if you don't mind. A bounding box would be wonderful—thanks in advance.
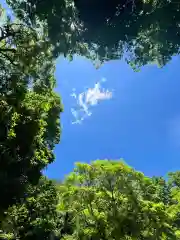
[2,160,180,240]
[58,160,177,240]
[0,6,62,218]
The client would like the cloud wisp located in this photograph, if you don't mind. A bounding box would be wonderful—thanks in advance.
[70,79,113,124]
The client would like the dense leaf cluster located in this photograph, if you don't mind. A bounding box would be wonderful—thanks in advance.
[58,160,180,240]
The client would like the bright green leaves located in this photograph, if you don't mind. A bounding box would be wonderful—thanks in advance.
[2,160,180,239]
[58,160,179,240]
[7,112,20,139]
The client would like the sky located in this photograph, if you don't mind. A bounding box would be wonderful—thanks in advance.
[1,0,180,180]
[45,55,180,180]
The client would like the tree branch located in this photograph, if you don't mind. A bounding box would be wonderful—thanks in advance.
[0,51,17,66]
[0,48,16,53]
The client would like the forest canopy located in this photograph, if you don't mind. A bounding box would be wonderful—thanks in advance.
[1,0,180,239]
[1,160,180,240]
[6,0,180,69]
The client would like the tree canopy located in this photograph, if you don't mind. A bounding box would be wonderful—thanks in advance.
[2,160,180,240]
[1,0,180,238]
[58,160,180,240]
[6,0,180,69]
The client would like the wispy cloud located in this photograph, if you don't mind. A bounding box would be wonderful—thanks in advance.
[70,78,113,124]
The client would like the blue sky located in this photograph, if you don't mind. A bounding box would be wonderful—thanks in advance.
[45,55,180,180]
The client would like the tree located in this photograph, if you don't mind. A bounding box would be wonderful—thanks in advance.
[6,0,180,69]
[0,88,62,217]
[2,160,180,240]
[1,177,61,240]
[0,177,76,240]
[58,160,177,240]
[166,171,180,237]
[0,6,62,218]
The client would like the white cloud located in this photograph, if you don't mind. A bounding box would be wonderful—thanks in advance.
[70,78,113,124]
[101,77,107,82]
[70,92,77,99]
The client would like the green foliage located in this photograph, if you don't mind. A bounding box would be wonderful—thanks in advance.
[58,160,179,240]
[2,0,180,238]
[2,160,180,240]
[6,0,180,68]
[6,0,89,59]
[0,5,62,218]
[1,177,60,239]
